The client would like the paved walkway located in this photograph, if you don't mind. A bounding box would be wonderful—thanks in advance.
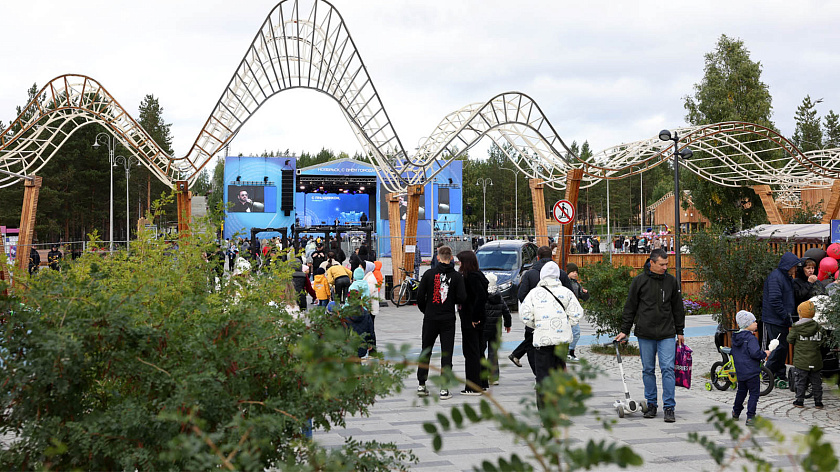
[314,304,840,471]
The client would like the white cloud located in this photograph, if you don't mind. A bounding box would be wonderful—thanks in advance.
[1,0,839,166]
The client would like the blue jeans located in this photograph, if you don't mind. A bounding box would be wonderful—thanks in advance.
[569,324,581,351]
[638,337,676,409]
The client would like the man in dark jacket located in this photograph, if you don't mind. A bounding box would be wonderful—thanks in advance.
[47,245,63,271]
[28,247,41,275]
[291,259,316,310]
[509,246,573,374]
[616,249,685,423]
[415,246,467,400]
[761,251,800,382]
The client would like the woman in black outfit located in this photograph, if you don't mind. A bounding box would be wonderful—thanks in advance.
[456,250,489,395]
[793,258,826,320]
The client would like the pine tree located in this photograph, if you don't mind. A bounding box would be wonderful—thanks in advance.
[824,110,840,148]
[682,34,774,230]
[793,95,823,151]
[136,94,175,222]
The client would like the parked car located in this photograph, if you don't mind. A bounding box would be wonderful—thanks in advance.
[475,240,538,311]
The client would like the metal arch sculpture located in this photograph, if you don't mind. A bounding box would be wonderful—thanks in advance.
[2,0,840,202]
[0,75,175,187]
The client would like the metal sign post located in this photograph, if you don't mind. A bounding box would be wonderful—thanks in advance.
[552,199,575,271]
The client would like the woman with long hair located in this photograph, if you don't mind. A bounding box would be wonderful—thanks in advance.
[456,250,489,395]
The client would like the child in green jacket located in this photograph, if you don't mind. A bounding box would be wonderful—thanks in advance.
[787,300,824,409]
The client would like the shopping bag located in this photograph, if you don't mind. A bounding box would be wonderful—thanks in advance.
[675,340,693,389]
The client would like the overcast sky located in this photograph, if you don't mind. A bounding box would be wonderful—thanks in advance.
[2,0,839,165]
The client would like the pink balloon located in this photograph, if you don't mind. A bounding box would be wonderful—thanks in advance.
[828,243,840,259]
[819,257,838,280]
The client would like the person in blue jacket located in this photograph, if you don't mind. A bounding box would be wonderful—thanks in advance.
[761,252,800,382]
[731,310,771,426]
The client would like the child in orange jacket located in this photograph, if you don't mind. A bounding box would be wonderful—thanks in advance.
[313,267,331,306]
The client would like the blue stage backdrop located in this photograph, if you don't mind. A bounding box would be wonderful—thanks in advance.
[226,157,463,255]
[223,156,296,239]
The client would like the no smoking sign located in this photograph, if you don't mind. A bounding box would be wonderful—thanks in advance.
[552,200,575,225]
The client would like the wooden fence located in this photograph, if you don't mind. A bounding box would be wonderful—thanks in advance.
[564,253,703,296]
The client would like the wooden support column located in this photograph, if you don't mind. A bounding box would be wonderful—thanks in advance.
[821,180,840,224]
[16,176,42,276]
[752,185,784,225]
[175,180,192,237]
[388,192,404,284]
[529,178,548,247]
[557,169,583,267]
[403,184,424,278]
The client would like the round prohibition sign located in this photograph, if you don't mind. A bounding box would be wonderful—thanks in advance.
[552,200,575,224]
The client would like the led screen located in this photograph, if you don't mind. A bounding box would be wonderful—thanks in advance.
[227,185,277,213]
[302,193,369,225]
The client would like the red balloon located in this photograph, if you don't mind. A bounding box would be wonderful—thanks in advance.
[819,257,839,280]
[828,243,840,259]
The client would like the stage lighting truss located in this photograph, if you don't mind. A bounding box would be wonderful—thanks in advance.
[2,0,840,208]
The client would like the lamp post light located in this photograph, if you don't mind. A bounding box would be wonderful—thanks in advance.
[92,133,117,252]
[114,155,140,251]
[658,129,694,289]
[476,178,493,241]
[500,166,518,238]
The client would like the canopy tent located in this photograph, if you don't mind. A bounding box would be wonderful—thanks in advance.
[733,224,830,244]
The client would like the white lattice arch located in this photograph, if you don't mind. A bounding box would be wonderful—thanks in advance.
[2,0,840,202]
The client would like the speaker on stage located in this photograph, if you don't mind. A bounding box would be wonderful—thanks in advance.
[281,169,294,216]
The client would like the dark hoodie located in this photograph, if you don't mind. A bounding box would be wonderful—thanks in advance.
[731,330,766,381]
[484,291,512,336]
[761,252,800,327]
[517,257,573,302]
[620,262,685,340]
[787,318,823,371]
[416,261,467,321]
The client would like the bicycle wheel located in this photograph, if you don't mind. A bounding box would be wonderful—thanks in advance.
[759,366,775,396]
[710,361,732,391]
[390,283,402,306]
[392,283,411,307]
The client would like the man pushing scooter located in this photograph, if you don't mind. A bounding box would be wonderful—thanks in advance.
[614,249,685,423]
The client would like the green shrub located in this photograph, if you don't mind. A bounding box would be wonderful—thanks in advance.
[0,226,412,471]
[688,230,787,327]
[579,255,634,338]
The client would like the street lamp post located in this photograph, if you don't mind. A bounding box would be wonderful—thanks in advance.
[114,155,140,251]
[500,166,518,238]
[658,129,693,289]
[476,178,493,241]
[92,133,117,252]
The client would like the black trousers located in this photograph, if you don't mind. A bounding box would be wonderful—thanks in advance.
[333,276,351,303]
[793,367,823,404]
[763,322,789,379]
[461,318,487,391]
[512,326,537,375]
[417,318,456,385]
[733,375,760,419]
[534,344,567,411]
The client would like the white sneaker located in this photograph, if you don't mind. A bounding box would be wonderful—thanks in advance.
[439,389,452,400]
[417,385,429,397]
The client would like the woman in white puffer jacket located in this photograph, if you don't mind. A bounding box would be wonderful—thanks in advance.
[520,261,583,409]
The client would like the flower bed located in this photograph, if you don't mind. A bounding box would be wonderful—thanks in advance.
[683,295,721,315]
